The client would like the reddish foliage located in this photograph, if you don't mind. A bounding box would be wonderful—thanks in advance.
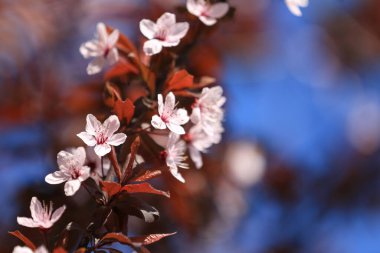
[131,232,176,245]
[165,69,194,93]
[121,182,170,198]
[9,231,36,250]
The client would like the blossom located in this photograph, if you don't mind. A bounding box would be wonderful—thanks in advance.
[285,0,309,17]
[163,133,189,183]
[13,246,48,253]
[77,114,127,157]
[190,86,226,135]
[186,0,229,26]
[186,125,222,169]
[151,92,189,135]
[45,147,91,196]
[17,197,65,229]
[80,22,119,75]
[140,12,189,55]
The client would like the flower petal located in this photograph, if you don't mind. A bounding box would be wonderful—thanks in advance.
[45,171,69,184]
[169,166,185,183]
[96,22,108,44]
[151,115,166,130]
[79,41,102,58]
[171,108,189,125]
[199,16,217,26]
[168,22,189,42]
[143,39,163,56]
[94,143,112,157]
[30,196,42,222]
[87,57,106,75]
[167,123,185,135]
[35,246,49,253]
[189,145,203,169]
[164,92,176,113]
[50,205,66,224]
[190,107,201,124]
[77,132,97,146]
[186,0,202,16]
[108,29,119,47]
[17,217,39,228]
[12,246,34,253]
[139,19,157,39]
[64,179,81,196]
[207,2,229,19]
[107,133,127,146]
[106,47,119,65]
[103,115,120,138]
[71,147,86,166]
[156,12,176,28]
[78,166,91,182]
[85,114,101,135]
[285,1,302,16]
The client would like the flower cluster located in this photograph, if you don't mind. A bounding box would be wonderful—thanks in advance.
[12,1,230,252]
[285,0,309,17]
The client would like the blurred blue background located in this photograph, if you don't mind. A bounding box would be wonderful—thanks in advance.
[1,0,380,252]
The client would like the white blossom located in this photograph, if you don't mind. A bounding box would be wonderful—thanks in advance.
[12,246,48,253]
[17,197,65,229]
[80,22,119,75]
[190,86,225,135]
[285,0,308,17]
[140,12,189,55]
[187,0,229,26]
[45,147,91,196]
[77,114,127,157]
[151,92,189,135]
[164,133,189,183]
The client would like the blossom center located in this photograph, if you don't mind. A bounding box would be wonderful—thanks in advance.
[96,132,108,144]
[155,29,168,41]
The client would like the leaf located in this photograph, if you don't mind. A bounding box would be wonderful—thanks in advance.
[131,169,162,182]
[9,230,36,250]
[98,232,133,246]
[112,195,159,223]
[165,69,194,93]
[53,248,68,253]
[122,136,141,184]
[74,248,86,253]
[195,76,216,88]
[104,59,138,80]
[140,64,156,95]
[113,98,135,124]
[121,182,170,198]
[104,82,122,107]
[100,181,122,199]
[130,232,176,245]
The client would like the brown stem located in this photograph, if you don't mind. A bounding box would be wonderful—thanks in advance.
[109,146,122,183]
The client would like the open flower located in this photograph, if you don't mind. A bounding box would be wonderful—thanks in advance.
[285,0,309,17]
[80,22,119,75]
[163,133,189,183]
[151,92,189,135]
[186,125,222,169]
[190,86,226,135]
[17,197,65,229]
[45,147,91,196]
[13,246,48,253]
[77,114,127,157]
[140,12,189,55]
[187,0,229,26]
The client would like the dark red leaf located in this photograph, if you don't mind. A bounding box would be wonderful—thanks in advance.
[140,64,156,95]
[132,169,162,182]
[130,232,176,245]
[9,230,36,250]
[104,82,122,108]
[99,232,133,246]
[113,98,135,124]
[121,182,170,198]
[53,247,68,253]
[165,69,194,93]
[104,60,138,80]
[100,181,121,199]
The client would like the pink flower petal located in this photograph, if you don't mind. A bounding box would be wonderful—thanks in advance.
[16,217,38,228]
[140,19,157,40]
[189,145,203,169]
[156,12,176,28]
[107,133,127,146]
[143,39,163,56]
[207,2,229,19]
[199,16,217,26]
[157,94,164,115]
[79,41,102,58]
[64,179,81,196]
[85,114,101,135]
[103,115,120,138]
[50,205,66,224]
[171,108,189,125]
[168,22,189,42]
[186,0,202,16]
[87,56,105,75]
[96,22,108,44]
[77,132,97,146]
[108,29,119,47]
[94,143,112,157]
[151,115,167,130]
[78,166,91,182]
[106,48,119,66]
[45,171,69,185]
[169,166,185,183]
[12,246,35,253]
[167,123,185,135]
[164,92,176,113]
[30,197,42,222]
